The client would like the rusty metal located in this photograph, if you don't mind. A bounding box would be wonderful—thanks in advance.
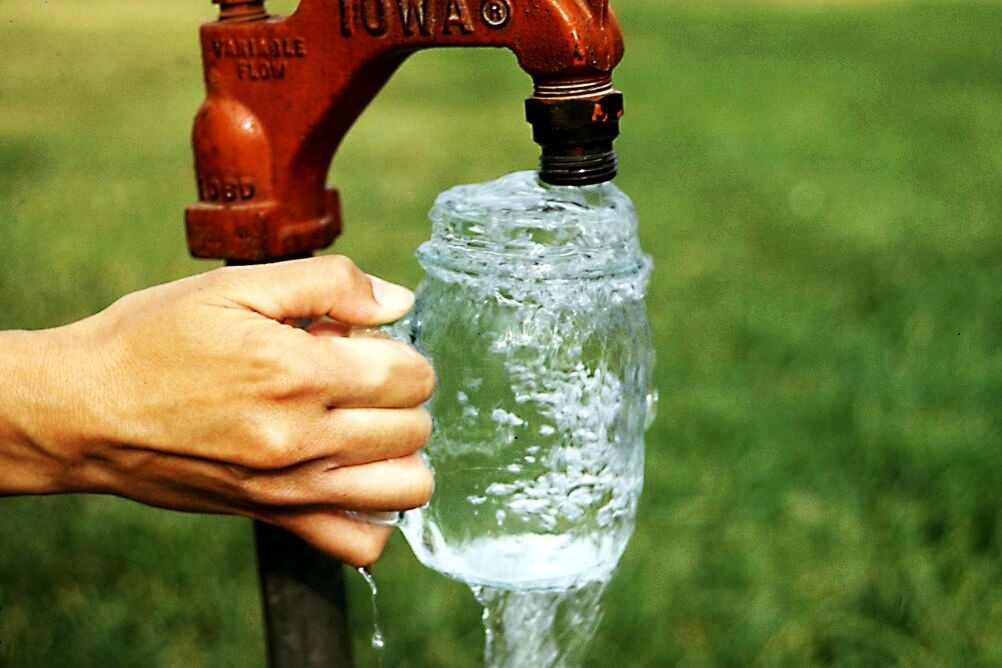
[186,0,625,261]
[186,1,626,666]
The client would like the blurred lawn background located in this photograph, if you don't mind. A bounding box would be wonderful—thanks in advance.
[2,0,1001,665]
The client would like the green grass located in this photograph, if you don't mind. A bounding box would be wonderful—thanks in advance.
[2,0,1002,665]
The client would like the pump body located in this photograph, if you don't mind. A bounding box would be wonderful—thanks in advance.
[187,0,625,262]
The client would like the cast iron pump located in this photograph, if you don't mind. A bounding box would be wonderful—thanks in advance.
[187,0,625,262]
[184,0,626,665]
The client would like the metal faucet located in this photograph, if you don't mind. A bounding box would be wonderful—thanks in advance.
[186,0,625,262]
[184,2,625,665]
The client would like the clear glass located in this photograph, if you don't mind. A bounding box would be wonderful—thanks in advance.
[397,171,656,591]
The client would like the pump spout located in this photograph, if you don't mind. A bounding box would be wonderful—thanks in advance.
[186,0,625,261]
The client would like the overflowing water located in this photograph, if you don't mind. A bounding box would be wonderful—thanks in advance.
[474,581,610,668]
[395,171,656,666]
[356,567,385,652]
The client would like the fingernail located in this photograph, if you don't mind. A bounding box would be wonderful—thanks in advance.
[369,276,415,313]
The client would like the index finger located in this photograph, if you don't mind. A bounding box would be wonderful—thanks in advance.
[219,255,415,326]
[306,335,435,409]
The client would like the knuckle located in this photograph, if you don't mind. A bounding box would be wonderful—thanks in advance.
[386,408,433,455]
[410,408,434,449]
[265,364,313,402]
[323,255,367,289]
[362,357,395,391]
[246,346,316,401]
[325,254,357,275]
[244,421,302,470]
[241,477,285,506]
[411,357,437,403]
[382,344,436,403]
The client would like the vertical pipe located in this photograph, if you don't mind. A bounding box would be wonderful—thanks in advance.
[255,522,354,667]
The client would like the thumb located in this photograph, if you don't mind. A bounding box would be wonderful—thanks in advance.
[218,255,415,326]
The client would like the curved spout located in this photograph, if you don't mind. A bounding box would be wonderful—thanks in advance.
[187,0,626,260]
[311,0,623,78]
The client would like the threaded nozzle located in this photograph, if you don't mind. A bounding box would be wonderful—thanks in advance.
[526,77,624,187]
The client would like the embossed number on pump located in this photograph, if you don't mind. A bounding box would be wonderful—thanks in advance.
[199,177,256,203]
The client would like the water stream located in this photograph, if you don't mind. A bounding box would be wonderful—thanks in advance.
[356,567,385,652]
[473,580,610,668]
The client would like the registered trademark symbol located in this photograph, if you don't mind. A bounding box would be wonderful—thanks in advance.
[480,0,511,29]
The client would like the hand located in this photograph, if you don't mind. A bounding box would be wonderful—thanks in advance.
[0,256,435,566]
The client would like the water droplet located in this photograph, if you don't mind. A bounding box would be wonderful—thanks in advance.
[356,567,386,652]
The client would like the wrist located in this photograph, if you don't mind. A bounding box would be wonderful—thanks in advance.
[0,326,96,495]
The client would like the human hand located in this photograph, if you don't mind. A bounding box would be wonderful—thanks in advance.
[0,256,434,566]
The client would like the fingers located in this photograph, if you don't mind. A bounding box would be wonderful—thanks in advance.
[95,443,434,513]
[319,407,433,466]
[86,446,432,567]
[274,511,395,567]
[307,335,435,409]
[219,255,415,327]
[237,335,434,467]
[243,406,432,471]
[239,453,435,511]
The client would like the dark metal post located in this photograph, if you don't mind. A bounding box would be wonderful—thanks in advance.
[255,522,354,667]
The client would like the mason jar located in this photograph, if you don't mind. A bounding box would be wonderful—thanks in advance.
[397,170,656,591]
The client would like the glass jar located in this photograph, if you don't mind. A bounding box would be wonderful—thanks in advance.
[397,171,655,591]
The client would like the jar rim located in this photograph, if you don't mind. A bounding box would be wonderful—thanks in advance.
[422,171,647,280]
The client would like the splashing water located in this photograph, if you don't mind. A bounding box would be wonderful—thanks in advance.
[474,581,609,668]
[397,171,656,667]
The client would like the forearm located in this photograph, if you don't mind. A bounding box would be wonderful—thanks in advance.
[0,327,94,496]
